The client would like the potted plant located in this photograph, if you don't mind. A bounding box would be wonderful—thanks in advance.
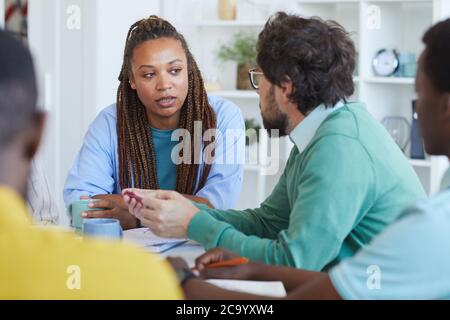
[244,118,261,146]
[217,32,257,90]
[244,118,261,164]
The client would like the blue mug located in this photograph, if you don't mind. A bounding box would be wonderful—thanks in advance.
[83,218,123,241]
[68,199,107,233]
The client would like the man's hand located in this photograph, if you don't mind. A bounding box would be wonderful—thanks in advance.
[82,194,139,230]
[122,188,200,238]
[195,248,255,280]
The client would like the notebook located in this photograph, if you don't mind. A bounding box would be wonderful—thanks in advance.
[206,279,287,298]
[123,227,188,253]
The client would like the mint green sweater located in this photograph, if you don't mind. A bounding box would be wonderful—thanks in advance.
[189,102,425,271]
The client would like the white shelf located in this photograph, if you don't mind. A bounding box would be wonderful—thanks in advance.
[363,77,415,84]
[181,0,450,205]
[195,20,266,27]
[409,158,431,168]
[211,81,360,100]
[208,90,258,99]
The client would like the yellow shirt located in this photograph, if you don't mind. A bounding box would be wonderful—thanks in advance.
[0,187,183,299]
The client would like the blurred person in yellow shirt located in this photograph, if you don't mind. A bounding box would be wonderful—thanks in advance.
[0,29,182,300]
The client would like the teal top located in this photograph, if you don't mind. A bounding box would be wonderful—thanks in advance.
[330,169,450,299]
[150,127,177,190]
[188,102,425,271]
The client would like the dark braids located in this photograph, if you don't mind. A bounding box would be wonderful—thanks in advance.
[117,15,216,194]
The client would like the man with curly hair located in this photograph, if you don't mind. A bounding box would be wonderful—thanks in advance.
[123,13,425,271]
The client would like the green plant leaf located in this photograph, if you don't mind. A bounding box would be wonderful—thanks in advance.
[217,32,258,65]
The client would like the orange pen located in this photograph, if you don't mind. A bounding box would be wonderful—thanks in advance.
[206,257,249,269]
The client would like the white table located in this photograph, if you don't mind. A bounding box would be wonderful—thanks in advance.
[151,240,205,267]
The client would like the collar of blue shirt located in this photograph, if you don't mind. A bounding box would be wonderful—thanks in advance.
[289,100,345,153]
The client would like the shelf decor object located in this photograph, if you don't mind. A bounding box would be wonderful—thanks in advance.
[381,116,411,153]
[218,0,237,20]
[244,118,261,146]
[411,100,426,159]
[217,32,257,90]
[398,52,417,78]
[372,49,400,77]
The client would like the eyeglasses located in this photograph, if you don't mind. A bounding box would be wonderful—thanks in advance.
[248,68,264,90]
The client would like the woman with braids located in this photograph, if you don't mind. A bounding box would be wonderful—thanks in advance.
[63,16,245,229]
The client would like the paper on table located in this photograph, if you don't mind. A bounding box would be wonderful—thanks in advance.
[123,227,188,253]
[206,279,287,298]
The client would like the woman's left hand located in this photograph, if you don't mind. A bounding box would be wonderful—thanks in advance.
[82,194,139,230]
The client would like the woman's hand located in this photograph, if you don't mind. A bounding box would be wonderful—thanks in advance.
[194,248,255,280]
[82,194,139,230]
[122,188,200,238]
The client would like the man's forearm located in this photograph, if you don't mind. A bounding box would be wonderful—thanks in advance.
[183,194,214,208]
[183,279,274,300]
[183,273,341,300]
[250,262,325,292]
[286,273,342,300]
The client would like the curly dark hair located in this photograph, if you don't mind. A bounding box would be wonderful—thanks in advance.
[257,12,356,115]
[422,18,450,93]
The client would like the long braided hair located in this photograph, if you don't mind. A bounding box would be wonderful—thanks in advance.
[117,16,216,194]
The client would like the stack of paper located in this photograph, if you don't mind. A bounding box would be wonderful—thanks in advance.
[123,227,188,253]
[206,279,287,298]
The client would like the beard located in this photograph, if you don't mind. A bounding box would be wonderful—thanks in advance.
[260,85,289,137]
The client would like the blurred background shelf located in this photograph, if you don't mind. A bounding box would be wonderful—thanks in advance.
[208,90,258,99]
[363,76,415,84]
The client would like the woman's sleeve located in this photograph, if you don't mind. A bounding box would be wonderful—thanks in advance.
[63,108,117,208]
[195,97,245,209]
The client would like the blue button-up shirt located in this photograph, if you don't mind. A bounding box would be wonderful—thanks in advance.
[63,95,245,210]
[330,167,450,299]
[289,101,344,153]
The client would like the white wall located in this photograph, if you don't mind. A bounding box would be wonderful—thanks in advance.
[29,0,92,225]
[434,0,450,22]
[94,0,160,112]
[28,0,161,225]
